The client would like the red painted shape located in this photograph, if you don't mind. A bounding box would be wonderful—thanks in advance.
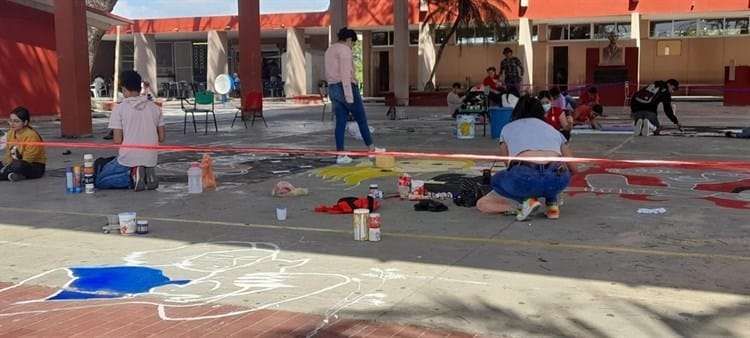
[54,0,92,136]
[703,196,750,209]
[695,178,750,193]
[0,1,60,118]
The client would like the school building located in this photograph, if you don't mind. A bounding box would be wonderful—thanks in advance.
[91,0,750,106]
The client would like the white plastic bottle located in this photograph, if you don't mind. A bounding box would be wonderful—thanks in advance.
[187,162,202,194]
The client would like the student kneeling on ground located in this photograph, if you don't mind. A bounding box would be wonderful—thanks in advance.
[476,95,575,220]
[95,70,165,191]
[0,107,47,182]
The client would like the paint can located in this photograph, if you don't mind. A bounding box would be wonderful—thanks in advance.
[456,114,475,139]
[136,220,149,234]
[368,213,381,242]
[118,212,137,235]
[353,208,369,241]
[397,173,411,199]
[369,184,379,198]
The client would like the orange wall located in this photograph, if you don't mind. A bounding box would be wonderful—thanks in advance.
[0,0,59,118]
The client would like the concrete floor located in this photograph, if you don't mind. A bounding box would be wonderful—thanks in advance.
[0,99,749,337]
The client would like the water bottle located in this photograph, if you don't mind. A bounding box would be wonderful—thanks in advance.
[187,162,202,194]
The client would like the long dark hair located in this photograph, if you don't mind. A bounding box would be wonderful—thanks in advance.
[511,95,545,122]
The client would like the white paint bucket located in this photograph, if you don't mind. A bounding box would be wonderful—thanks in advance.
[353,209,369,241]
[456,115,475,139]
[118,212,137,235]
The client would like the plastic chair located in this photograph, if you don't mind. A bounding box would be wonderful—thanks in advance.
[233,92,266,128]
[182,91,217,134]
[622,81,631,114]
[319,82,333,121]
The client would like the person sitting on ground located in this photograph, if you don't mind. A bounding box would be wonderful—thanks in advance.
[538,90,571,141]
[573,103,603,129]
[0,107,47,182]
[95,70,165,191]
[630,79,682,136]
[482,66,504,105]
[476,95,575,220]
[573,86,602,121]
[447,82,465,118]
[550,86,574,131]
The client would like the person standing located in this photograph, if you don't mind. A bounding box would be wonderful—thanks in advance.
[0,107,47,182]
[96,70,165,191]
[631,79,682,136]
[499,47,524,92]
[324,27,375,164]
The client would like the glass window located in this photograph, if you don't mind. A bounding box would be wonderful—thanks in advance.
[434,28,450,44]
[725,17,749,35]
[699,19,723,36]
[409,30,419,45]
[651,21,673,37]
[456,26,475,44]
[532,25,538,42]
[548,25,568,40]
[156,43,173,76]
[475,25,497,43]
[372,31,389,46]
[615,23,631,39]
[496,26,518,42]
[594,23,617,39]
[673,19,697,36]
[569,24,591,39]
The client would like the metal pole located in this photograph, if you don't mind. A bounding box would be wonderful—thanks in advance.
[112,25,121,101]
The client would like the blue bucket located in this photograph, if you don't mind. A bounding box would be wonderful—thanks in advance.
[489,107,513,139]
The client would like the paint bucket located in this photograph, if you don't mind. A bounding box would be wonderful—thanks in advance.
[456,115,475,139]
[118,212,137,235]
[353,208,370,241]
[136,220,149,234]
[368,213,381,242]
[489,107,513,139]
[374,147,395,169]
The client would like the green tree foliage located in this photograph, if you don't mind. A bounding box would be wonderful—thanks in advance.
[86,0,119,70]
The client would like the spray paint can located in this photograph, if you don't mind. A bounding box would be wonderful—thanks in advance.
[368,213,381,242]
[72,165,82,193]
[353,208,369,241]
[83,154,95,194]
[65,167,75,193]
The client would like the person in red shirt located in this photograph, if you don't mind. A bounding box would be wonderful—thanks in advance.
[482,66,503,105]
[538,90,570,141]
[573,86,604,129]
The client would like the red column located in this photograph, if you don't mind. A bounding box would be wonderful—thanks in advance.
[54,0,92,137]
[238,0,262,106]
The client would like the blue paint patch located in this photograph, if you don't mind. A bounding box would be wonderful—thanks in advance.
[48,266,190,300]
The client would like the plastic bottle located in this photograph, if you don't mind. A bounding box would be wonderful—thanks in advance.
[83,154,94,194]
[65,167,74,193]
[187,162,203,194]
[73,165,82,193]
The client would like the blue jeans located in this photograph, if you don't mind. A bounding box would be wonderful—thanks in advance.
[564,94,578,110]
[491,163,571,204]
[95,158,131,189]
[328,82,373,151]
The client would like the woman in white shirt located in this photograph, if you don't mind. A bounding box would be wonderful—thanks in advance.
[477,95,575,221]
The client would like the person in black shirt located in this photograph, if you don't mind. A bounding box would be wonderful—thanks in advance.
[631,79,682,136]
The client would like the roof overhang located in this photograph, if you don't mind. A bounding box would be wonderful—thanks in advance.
[8,0,131,29]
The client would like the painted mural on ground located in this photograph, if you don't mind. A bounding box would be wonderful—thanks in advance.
[0,241,484,325]
[568,163,750,209]
[316,158,476,185]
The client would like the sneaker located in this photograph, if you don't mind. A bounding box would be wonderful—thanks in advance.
[545,204,560,219]
[131,166,146,191]
[336,155,353,164]
[7,173,26,182]
[633,119,643,136]
[516,198,542,221]
[725,131,736,138]
[144,167,159,190]
[642,119,652,136]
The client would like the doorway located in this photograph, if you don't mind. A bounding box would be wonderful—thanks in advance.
[552,46,568,91]
[377,51,389,94]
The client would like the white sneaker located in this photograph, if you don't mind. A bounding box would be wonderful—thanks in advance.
[644,120,654,136]
[516,198,542,221]
[633,119,643,136]
[336,155,353,164]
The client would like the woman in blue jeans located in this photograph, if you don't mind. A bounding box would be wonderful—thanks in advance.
[324,27,375,164]
[477,95,575,220]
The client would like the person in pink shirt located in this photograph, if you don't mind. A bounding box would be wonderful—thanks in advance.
[324,27,376,164]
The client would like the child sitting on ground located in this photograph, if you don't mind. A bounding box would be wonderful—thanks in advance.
[573,104,603,129]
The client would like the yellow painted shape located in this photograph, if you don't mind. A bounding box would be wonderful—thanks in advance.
[316,158,475,185]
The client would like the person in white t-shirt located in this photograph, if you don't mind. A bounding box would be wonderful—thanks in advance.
[95,70,165,191]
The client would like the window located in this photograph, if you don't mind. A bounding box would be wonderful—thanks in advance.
[725,17,749,35]
[594,23,631,39]
[651,17,748,37]
[372,30,419,46]
[699,19,723,36]
[548,25,568,40]
[548,24,596,40]
[409,30,419,45]
[569,24,591,39]
[456,25,517,44]
[673,19,697,36]
[651,21,673,37]
[156,43,174,76]
[434,28,450,44]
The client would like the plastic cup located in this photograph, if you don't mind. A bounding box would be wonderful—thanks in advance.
[118,212,137,235]
[276,206,287,221]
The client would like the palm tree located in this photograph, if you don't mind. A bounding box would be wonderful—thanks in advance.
[421,0,510,90]
[86,0,119,70]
